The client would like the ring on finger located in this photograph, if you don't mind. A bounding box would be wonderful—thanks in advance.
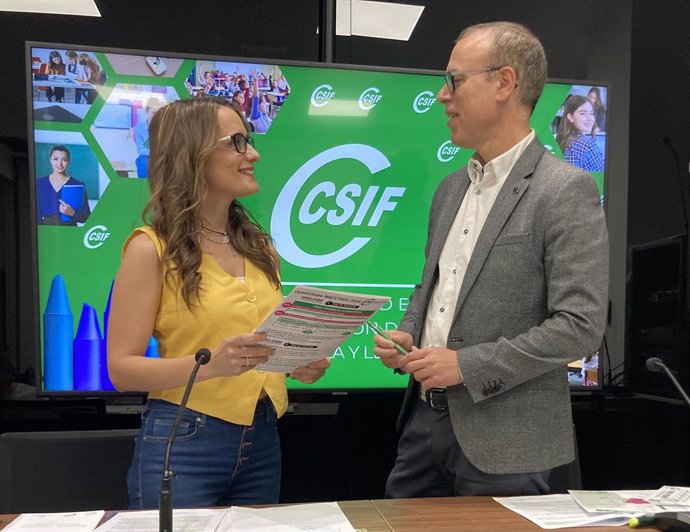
[246,356,252,367]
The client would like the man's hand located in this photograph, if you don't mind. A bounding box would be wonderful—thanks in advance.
[290,358,331,384]
[400,346,463,388]
[373,330,413,371]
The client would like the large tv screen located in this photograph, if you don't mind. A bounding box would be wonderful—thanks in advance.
[27,43,608,394]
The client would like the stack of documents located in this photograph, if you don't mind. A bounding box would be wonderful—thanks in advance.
[253,285,389,373]
[2,502,356,531]
[494,486,690,529]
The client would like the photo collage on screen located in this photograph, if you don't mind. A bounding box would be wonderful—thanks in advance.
[32,48,108,226]
[31,47,292,391]
[32,48,290,226]
[551,84,608,174]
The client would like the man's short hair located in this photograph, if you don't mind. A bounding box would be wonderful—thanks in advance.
[458,22,547,112]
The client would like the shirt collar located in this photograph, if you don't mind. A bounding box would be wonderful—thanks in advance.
[466,130,536,185]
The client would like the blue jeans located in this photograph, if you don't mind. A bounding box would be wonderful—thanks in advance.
[128,398,281,509]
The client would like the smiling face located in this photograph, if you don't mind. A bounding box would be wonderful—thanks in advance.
[203,107,260,202]
[436,29,502,154]
[567,101,595,134]
[49,150,70,175]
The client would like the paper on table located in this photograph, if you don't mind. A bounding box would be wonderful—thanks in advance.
[4,510,105,531]
[650,486,690,505]
[493,494,634,529]
[218,502,356,531]
[569,489,690,513]
[253,285,389,373]
[94,508,227,531]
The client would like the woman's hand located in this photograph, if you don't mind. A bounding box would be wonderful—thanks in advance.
[205,332,274,378]
[289,358,331,384]
[58,199,75,217]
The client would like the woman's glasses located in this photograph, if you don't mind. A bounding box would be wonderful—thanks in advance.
[217,132,255,154]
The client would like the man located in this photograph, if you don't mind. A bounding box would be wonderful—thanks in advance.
[373,21,608,497]
[134,97,162,179]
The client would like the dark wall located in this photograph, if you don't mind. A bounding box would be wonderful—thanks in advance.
[624,0,690,403]
[628,0,690,247]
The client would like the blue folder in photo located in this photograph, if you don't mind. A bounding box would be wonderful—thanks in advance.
[60,184,84,222]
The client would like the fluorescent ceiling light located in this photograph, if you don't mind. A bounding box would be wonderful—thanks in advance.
[336,0,424,41]
[0,0,101,17]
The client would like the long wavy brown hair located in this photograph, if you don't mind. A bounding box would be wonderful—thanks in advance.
[556,95,591,155]
[143,96,280,309]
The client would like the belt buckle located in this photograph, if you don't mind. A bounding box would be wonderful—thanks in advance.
[424,388,448,411]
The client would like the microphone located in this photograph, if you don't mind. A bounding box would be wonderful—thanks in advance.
[646,356,690,409]
[160,347,211,532]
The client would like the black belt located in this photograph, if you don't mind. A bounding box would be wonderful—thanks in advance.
[420,387,448,411]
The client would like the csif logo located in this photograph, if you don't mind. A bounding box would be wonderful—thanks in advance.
[358,87,383,111]
[412,90,436,113]
[436,140,460,163]
[271,144,405,268]
[310,84,336,108]
[83,225,111,249]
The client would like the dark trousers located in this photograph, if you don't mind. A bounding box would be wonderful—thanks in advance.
[386,399,550,498]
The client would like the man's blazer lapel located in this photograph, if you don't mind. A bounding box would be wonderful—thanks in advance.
[452,140,546,321]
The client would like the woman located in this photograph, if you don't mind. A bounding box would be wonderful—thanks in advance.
[556,95,605,172]
[65,50,88,104]
[107,96,329,509]
[133,97,162,178]
[45,50,66,103]
[36,145,91,225]
[587,87,606,134]
[77,53,105,104]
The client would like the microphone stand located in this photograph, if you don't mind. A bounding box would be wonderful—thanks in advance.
[160,348,211,532]
[646,356,690,409]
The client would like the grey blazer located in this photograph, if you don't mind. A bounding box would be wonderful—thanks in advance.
[397,138,609,475]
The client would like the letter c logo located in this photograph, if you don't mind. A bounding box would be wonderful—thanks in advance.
[271,145,391,268]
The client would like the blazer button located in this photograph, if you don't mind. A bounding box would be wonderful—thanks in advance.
[247,293,257,303]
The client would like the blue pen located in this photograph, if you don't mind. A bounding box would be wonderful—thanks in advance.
[367,320,408,355]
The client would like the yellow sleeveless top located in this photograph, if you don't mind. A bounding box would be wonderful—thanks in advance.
[125,226,287,426]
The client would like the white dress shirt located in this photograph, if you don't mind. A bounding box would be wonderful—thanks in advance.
[420,130,536,353]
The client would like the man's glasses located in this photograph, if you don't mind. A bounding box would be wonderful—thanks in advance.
[443,66,503,93]
[217,132,255,154]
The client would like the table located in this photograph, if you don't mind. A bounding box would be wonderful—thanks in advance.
[370,497,654,531]
[0,497,656,531]
[32,79,94,89]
